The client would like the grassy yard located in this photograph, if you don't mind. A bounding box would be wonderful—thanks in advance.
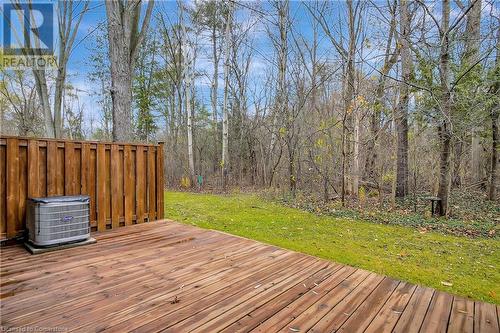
[165,191,500,304]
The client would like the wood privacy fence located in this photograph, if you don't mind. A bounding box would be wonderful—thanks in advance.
[0,136,165,240]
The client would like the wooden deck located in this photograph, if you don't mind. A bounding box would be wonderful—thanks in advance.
[1,220,498,333]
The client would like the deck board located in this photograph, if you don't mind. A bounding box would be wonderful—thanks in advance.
[0,220,497,333]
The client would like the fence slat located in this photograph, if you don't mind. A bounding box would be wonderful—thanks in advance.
[27,140,39,198]
[111,144,120,229]
[6,138,19,238]
[46,141,57,196]
[65,141,75,195]
[0,136,164,240]
[157,143,164,219]
[81,143,90,195]
[96,144,107,231]
[148,147,156,221]
[136,146,145,223]
[124,146,133,225]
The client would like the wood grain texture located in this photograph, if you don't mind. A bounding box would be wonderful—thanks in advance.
[123,145,133,226]
[135,146,145,224]
[147,146,156,221]
[111,144,120,229]
[96,144,107,231]
[6,138,19,238]
[0,221,496,333]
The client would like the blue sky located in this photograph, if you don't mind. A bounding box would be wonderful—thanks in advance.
[65,0,327,125]
[4,0,497,132]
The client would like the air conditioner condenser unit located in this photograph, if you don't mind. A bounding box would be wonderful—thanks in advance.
[26,195,91,247]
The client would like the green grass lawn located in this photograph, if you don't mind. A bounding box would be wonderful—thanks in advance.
[165,191,500,304]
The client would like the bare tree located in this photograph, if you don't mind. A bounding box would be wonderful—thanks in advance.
[221,0,234,189]
[105,0,154,141]
[179,1,196,185]
[488,24,499,200]
[395,0,411,197]
[23,0,89,138]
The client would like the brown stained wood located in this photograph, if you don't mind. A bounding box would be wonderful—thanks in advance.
[364,282,416,333]
[89,148,97,227]
[105,147,111,224]
[38,146,47,197]
[0,222,498,332]
[148,147,156,221]
[1,137,164,239]
[17,147,27,231]
[56,145,65,195]
[156,144,164,219]
[474,302,500,333]
[96,144,107,231]
[0,144,6,237]
[250,266,355,333]
[135,146,145,224]
[335,277,399,332]
[80,143,90,195]
[419,291,453,333]
[308,273,385,333]
[64,141,75,195]
[392,286,434,333]
[117,149,124,224]
[46,141,57,196]
[124,146,133,225]
[111,144,120,229]
[27,140,39,198]
[448,297,474,333]
[220,264,342,333]
[285,267,365,332]
[6,138,19,238]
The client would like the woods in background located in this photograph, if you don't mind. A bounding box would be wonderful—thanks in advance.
[1,0,499,216]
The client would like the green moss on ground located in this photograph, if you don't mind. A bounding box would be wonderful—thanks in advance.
[165,191,500,304]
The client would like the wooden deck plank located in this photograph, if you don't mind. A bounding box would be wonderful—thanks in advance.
[474,301,500,333]
[330,277,399,333]
[364,282,416,333]
[221,264,344,333]
[307,273,385,333]
[284,268,368,332]
[418,290,454,333]
[250,265,358,333]
[3,236,259,321]
[16,244,282,330]
[94,253,308,332]
[174,259,329,332]
[447,296,474,333]
[0,221,497,333]
[392,285,434,333]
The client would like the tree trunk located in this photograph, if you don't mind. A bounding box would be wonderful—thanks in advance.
[490,108,499,200]
[346,0,357,196]
[53,66,66,138]
[180,2,195,185]
[105,0,154,142]
[395,0,410,198]
[221,1,233,189]
[489,27,500,200]
[437,0,452,216]
[452,141,463,187]
[211,20,220,175]
[33,70,54,138]
[465,0,483,183]
[364,0,398,182]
